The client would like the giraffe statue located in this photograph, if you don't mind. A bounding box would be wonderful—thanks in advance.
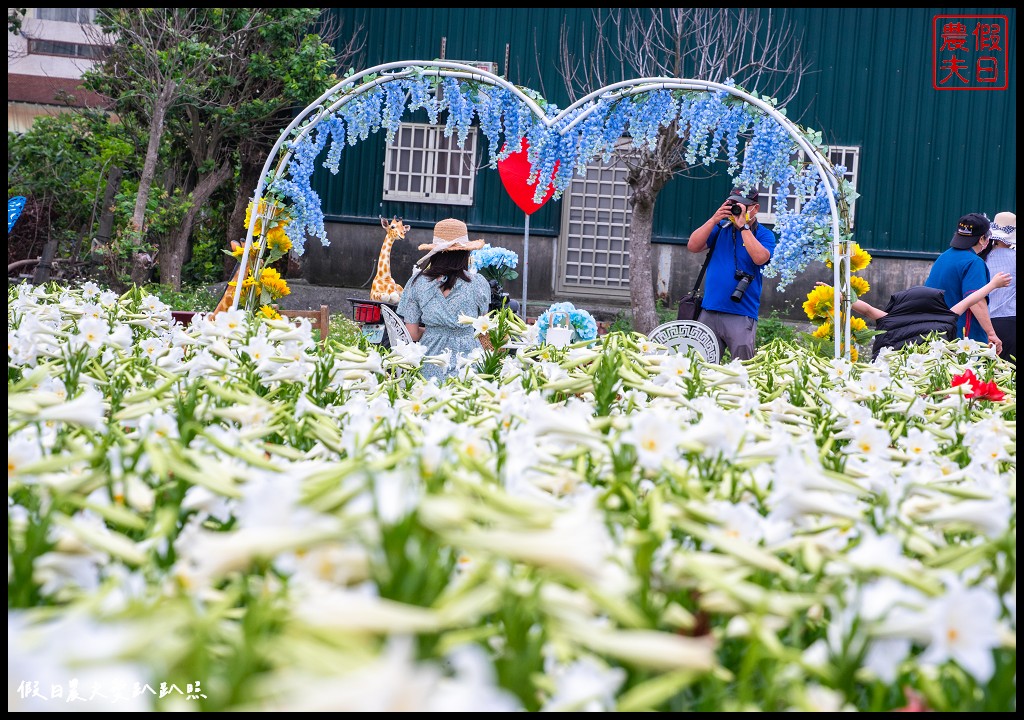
[370,216,410,304]
[211,241,243,317]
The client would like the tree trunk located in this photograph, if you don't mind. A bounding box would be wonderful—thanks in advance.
[225,150,262,278]
[627,195,660,334]
[131,80,176,235]
[87,166,121,262]
[129,80,177,287]
[160,159,234,290]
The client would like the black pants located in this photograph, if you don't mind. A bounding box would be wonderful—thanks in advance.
[992,316,1016,365]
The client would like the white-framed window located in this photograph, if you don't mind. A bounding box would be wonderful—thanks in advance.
[383,123,478,206]
[556,157,632,298]
[36,8,97,23]
[757,145,860,227]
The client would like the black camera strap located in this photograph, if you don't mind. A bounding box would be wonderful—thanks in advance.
[730,223,762,279]
[690,242,714,295]
[731,226,743,273]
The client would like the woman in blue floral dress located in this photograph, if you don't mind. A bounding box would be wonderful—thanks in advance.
[397,218,491,382]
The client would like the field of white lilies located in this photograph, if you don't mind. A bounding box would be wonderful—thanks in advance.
[8,283,1016,712]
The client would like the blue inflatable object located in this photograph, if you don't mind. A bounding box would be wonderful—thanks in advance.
[8,196,26,234]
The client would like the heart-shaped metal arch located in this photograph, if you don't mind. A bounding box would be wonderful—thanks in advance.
[233,60,851,357]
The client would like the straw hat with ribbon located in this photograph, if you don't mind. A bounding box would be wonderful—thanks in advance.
[416,218,485,267]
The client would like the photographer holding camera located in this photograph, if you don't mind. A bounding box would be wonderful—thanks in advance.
[686,188,776,360]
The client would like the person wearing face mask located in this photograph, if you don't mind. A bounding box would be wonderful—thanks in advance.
[979,211,1016,364]
[686,188,776,361]
[924,213,1002,356]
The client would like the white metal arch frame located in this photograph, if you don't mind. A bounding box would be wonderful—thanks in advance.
[234,60,851,357]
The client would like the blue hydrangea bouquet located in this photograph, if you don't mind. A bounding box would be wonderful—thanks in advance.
[470,244,519,283]
[536,301,598,346]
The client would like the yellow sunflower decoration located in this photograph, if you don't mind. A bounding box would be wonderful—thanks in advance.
[807,241,874,358]
[825,242,872,272]
[803,285,834,320]
[258,267,291,300]
[230,198,295,315]
[244,200,289,238]
[849,275,870,297]
[849,243,872,272]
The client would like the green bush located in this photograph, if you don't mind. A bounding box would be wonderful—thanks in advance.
[756,311,797,347]
[8,110,137,265]
[606,299,674,335]
[327,314,364,348]
[142,283,220,312]
[655,297,676,325]
[609,311,633,334]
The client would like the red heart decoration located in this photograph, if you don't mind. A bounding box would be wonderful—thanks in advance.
[497,138,559,215]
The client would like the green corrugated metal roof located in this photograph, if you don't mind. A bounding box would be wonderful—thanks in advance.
[314,8,1016,255]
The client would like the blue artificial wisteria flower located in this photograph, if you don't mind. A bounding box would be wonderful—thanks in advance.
[322,115,346,175]
[381,81,406,143]
[264,63,851,294]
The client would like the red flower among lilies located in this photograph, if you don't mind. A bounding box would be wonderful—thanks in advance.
[968,380,1005,402]
[950,369,1005,402]
[950,369,977,388]
[894,689,930,712]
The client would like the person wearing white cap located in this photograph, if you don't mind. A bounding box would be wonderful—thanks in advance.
[396,218,490,381]
[981,211,1016,363]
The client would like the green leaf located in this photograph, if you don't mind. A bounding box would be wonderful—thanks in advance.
[617,670,702,712]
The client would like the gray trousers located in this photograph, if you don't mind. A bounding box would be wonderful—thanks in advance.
[698,309,758,361]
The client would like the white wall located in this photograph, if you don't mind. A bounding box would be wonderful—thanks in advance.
[8,8,99,80]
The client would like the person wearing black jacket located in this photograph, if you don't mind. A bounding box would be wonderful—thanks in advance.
[839,273,1011,359]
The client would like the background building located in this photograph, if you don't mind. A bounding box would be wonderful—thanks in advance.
[304,7,1016,317]
[8,7,106,133]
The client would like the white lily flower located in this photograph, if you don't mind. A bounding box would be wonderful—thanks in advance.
[471,315,494,337]
[8,433,43,480]
[915,575,1003,683]
[242,334,275,363]
[256,636,520,712]
[920,495,1012,537]
[108,323,134,350]
[620,411,683,471]
[564,620,715,672]
[541,655,626,712]
[8,612,153,712]
[953,337,982,355]
[181,484,234,524]
[34,550,104,598]
[970,435,1012,467]
[391,341,427,366]
[34,388,106,430]
[77,317,109,348]
[138,337,167,361]
[843,423,892,458]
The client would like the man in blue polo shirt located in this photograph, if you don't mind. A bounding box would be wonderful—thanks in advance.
[687,188,776,360]
[925,213,1003,355]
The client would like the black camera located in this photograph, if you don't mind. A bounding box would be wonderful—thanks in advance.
[729,200,744,217]
[731,270,754,302]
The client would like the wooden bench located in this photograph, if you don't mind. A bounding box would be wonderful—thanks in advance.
[279,305,331,349]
